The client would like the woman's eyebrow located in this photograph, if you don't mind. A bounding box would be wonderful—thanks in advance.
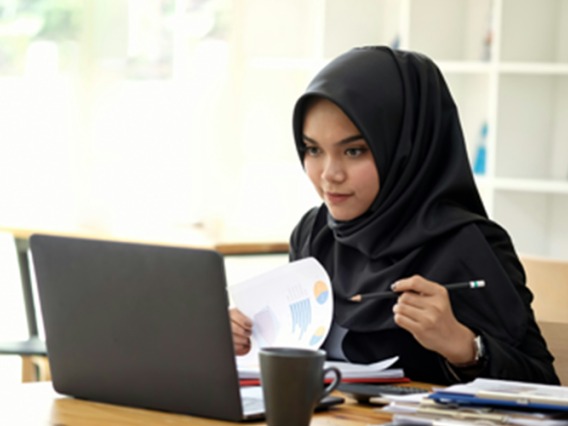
[302,134,364,145]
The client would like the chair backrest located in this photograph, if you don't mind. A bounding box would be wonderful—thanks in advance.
[520,255,568,385]
[1,231,44,342]
[0,232,28,339]
[521,255,568,323]
[537,321,568,385]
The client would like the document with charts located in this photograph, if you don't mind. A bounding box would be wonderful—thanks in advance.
[229,257,333,354]
[229,257,404,381]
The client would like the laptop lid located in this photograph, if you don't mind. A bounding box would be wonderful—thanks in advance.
[30,234,248,421]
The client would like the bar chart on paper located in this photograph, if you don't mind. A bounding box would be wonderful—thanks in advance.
[229,258,333,353]
[231,258,406,384]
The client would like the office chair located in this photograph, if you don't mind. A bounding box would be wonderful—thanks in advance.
[521,255,568,385]
[0,233,48,382]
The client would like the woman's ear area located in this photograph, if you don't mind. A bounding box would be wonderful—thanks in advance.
[294,94,323,163]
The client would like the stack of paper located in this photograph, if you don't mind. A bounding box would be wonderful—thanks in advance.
[238,356,404,384]
[382,398,568,425]
[379,379,568,425]
[430,378,568,412]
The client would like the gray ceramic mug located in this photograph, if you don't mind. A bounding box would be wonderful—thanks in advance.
[259,347,342,426]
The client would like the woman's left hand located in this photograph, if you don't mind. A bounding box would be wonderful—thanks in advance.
[392,275,477,365]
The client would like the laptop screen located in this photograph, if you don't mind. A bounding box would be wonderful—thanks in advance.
[30,234,247,421]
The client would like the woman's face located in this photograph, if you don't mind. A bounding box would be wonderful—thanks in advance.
[302,98,380,221]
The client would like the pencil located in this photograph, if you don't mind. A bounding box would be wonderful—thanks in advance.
[349,280,485,302]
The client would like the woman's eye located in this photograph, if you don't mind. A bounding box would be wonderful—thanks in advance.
[304,146,320,156]
[345,147,366,157]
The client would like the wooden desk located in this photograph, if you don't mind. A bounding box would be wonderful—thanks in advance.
[0,225,289,255]
[2,382,395,425]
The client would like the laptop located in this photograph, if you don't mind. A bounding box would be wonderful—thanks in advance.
[30,234,343,421]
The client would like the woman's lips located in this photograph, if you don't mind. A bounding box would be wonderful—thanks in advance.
[325,192,352,204]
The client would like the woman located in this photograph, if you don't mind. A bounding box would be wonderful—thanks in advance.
[231,46,558,385]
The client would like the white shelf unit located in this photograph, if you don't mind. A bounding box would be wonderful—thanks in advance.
[492,0,568,259]
[231,0,568,258]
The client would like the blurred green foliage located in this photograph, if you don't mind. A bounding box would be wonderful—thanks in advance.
[0,0,82,74]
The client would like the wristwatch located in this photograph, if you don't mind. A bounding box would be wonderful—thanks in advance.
[454,335,485,368]
[472,335,485,364]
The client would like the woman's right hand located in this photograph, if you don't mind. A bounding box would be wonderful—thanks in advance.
[230,308,253,356]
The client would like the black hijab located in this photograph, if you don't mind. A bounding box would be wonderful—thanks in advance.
[291,46,529,347]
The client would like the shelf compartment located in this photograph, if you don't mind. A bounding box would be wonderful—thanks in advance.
[495,74,568,180]
[408,0,493,62]
[500,0,568,63]
[442,72,491,166]
[493,190,568,258]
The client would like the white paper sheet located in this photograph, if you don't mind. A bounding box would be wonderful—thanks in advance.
[237,356,402,380]
[229,257,333,359]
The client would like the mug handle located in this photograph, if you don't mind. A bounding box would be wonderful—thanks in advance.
[321,366,342,398]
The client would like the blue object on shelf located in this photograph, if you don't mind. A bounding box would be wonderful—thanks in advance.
[390,34,400,50]
[473,122,488,175]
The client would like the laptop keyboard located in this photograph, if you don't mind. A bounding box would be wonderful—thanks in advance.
[240,386,265,415]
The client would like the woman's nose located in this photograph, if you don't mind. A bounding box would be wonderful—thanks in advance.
[322,158,346,183]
